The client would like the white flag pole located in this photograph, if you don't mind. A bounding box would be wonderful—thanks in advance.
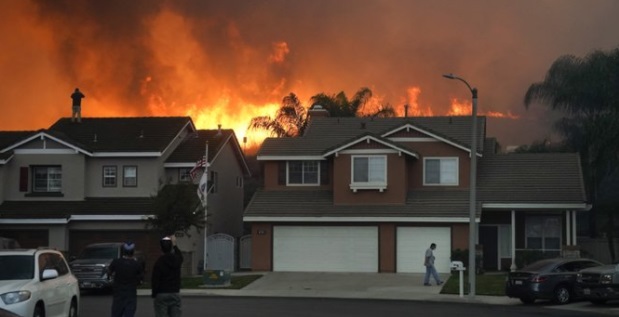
[203,141,209,272]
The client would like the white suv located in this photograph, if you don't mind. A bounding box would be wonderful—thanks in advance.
[0,248,80,317]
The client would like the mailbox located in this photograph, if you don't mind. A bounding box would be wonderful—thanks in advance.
[450,261,465,271]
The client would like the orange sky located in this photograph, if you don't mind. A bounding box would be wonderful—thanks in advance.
[1,0,619,149]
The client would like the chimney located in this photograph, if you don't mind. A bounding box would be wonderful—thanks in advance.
[404,104,409,117]
[308,105,330,118]
[216,124,222,137]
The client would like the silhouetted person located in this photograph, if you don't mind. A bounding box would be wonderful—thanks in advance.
[71,88,85,122]
[108,242,144,317]
[152,235,183,317]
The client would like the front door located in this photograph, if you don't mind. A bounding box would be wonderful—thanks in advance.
[479,226,498,271]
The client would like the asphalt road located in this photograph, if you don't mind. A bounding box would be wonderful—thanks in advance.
[80,294,613,317]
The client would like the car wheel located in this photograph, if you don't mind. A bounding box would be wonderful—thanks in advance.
[552,285,571,304]
[590,299,607,305]
[33,304,44,317]
[520,296,535,304]
[68,298,78,317]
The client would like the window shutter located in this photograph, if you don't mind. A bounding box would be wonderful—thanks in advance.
[320,161,329,185]
[278,162,286,185]
[19,167,28,192]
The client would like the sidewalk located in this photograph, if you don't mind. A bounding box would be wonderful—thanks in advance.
[138,272,521,306]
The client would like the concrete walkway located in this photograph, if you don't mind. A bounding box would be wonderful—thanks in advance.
[139,272,521,306]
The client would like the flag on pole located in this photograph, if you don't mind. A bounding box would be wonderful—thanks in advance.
[197,171,207,207]
[190,156,206,180]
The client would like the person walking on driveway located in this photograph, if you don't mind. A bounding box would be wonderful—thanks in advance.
[423,243,443,286]
[108,241,144,317]
[152,235,184,317]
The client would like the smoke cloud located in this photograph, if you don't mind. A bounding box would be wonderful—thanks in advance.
[1,0,618,147]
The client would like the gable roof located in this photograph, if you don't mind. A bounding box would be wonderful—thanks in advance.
[165,129,251,176]
[323,133,420,158]
[0,131,36,163]
[48,117,195,155]
[258,116,485,158]
[478,152,588,207]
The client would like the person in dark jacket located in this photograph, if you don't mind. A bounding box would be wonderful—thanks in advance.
[108,242,145,317]
[70,88,85,122]
[151,235,183,317]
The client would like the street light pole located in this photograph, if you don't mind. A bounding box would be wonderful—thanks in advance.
[443,73,478,299]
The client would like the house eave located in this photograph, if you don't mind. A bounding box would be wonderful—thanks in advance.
[243,216,480,223]
[257,155,326,161]
[70,215,154,221]
[482,203,589,210]
[0,214,154,224]
[92,152,161,157]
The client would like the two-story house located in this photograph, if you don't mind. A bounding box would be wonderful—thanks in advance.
[244,113,588,273]
[0,116,250,275]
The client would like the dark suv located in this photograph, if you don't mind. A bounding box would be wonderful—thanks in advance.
[69,243,144,290]
[576,263,619,304]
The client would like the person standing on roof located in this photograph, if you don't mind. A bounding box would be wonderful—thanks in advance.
[151,235,183,317]
[71,88,85,122]
[108,242,145,317]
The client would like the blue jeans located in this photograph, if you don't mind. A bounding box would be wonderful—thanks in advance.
[154,293,182,317]
[424,265,441,284]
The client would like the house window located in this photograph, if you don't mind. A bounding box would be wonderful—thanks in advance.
[424,157,458,185]
[33,166,62,192]
[287,161,319,185]
[499,225,512,258]
[209,171,218,193]
[179,168,192,183]
[526,216,561,250]
[102,166,117,187]
[123,166,137,187]
[350,155,386,191]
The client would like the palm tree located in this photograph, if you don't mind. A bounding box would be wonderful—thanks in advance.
[248,93,308,138]
[249,88,395,138]
[310,87,395,118]
[524,48,619,262]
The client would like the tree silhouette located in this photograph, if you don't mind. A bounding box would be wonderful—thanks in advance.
[249,87,395,137]
[524,48,619,262]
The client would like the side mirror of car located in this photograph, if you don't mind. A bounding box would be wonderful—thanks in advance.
[41,269,59,281]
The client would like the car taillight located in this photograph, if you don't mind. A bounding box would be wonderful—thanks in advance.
[531,276,547,283]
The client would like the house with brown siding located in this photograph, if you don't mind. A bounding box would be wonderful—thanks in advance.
[244,114,589,273]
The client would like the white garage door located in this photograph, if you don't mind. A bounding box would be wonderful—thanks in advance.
[273,226,378,272]
[396,227,451,273]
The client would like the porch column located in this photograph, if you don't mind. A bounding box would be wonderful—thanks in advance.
[572,210,578,245]
[566,211,572,246]
[511,210,516,271]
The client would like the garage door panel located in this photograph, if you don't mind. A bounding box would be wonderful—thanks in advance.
[273,226,378,272]
[397,227,451,273]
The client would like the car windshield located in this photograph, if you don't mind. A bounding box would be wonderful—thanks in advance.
[78,246,118,259]
[0,255,34,280]
[521,259,556,272]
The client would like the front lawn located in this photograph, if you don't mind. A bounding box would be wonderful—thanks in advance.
[440,272,507,296]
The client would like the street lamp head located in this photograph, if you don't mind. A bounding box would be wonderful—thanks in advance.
[442,73,475,95]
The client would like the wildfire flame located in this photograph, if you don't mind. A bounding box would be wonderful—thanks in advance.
[0,2,523,152]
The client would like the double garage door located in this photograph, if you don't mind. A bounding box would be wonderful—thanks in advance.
[272,226,451,273]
